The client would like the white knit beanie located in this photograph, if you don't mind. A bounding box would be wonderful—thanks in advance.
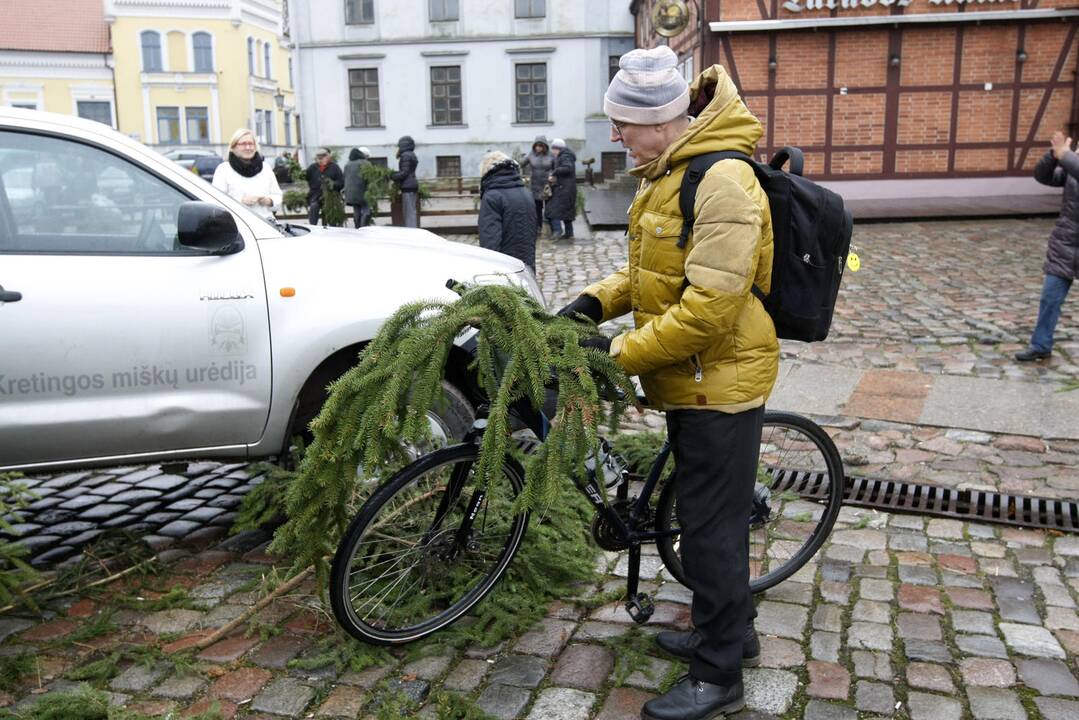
[604,46,690,125]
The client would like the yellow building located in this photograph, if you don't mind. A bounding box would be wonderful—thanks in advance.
[0,0,297,157]
[0,0,115,124]
[107,0,297,155]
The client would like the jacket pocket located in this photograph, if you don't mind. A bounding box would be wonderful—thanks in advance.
[637,210,685,277]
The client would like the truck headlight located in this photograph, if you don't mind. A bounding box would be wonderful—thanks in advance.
[472,269,546,310]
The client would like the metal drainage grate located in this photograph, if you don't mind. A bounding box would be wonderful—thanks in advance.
[768,469,1079,533]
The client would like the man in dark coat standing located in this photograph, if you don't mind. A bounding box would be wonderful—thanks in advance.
[305,147,344,226]
[1016,130,1078,362]
[477,151,537,271]
[392,135,419,228]
[521,136,554,236]
[545,138,578,240]
[343,147,370,228]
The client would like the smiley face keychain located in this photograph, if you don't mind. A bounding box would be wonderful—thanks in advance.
[846,243,861,273]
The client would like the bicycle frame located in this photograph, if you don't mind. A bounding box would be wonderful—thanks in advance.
[455,391,681,623]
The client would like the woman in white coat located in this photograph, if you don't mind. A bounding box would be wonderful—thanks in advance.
[211,128,282,220]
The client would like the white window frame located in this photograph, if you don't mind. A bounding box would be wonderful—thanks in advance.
[141,30,163,72]
[192,31,214,73]
[70,87,116,128]
[345,0,375,24]
[346,65,383,128]
[429,0,458,22]
[247,37,255,75]
[515,0,545,19]
[263,42,272,79]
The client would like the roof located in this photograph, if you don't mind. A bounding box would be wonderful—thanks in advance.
[0,0,110,54]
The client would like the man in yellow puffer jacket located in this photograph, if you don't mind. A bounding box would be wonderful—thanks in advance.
[559,47,778,720]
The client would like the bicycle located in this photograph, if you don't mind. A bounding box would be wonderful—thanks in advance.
[329,329,845,646]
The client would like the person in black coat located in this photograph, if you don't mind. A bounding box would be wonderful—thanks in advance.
[1016,130,1078,362]
[305,147,344,225]
[392,135,419,228]
[544,138,578,239]
[477,151,537,271]
[343,147,371,228]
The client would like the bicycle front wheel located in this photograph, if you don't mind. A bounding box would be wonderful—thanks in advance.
[655,411,845,594]
[329,443,529,645]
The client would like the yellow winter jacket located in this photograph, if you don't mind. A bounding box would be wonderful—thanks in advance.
[584,65,779,412]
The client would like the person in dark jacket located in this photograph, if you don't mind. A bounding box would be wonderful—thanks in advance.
[521,135,554,235]
[544,138,578,240]
[392,135,419,228]
[1016,130,1078,362]
[305,147,344,225]
[343,147,371,228]
[477,151,537,271]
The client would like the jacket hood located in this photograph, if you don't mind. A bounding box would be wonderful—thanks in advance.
[532,135,549,151]
[397,135,416,152]
[481,160,525,193]
[348,148,362,161]
[631,64,762,181]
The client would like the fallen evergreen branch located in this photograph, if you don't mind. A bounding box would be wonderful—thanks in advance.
[0,473,39,610]
[269,282,635,581]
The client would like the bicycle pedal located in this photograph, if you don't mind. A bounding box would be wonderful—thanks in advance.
[625,593,655,624]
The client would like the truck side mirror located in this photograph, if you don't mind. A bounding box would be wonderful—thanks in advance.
[178,201,244,254]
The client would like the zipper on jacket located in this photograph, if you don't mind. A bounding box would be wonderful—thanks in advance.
[692,354,703,383]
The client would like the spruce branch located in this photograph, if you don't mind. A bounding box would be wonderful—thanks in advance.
[268,284,635,581]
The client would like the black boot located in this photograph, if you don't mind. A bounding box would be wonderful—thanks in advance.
[1015,347,1051,362]
[655,625,760,667]
[641,675,745,720]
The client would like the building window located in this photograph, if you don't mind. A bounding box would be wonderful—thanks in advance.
[515,62,547,124]
[436,155,461,178]
[348,68,381,127]
[264,42,272,79]
[77,100,112,126]
[430,0,458,21]
[288,57,293,88]
[284,110,292,147]
[345,0,374,24]
[192,32,213,72]
[515,0,545,18]
[430,65,462,126]
[247,38,255,75]
[263,109,274,145]
[141,31,162,72]
[609,55,620,83]
[678,53,694,82]
[156,107,180,144]
[186,106,209,144]
[601,151,626,180]
[369,156,388,168]
[11,103,37,110]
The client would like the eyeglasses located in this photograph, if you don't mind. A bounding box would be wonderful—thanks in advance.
[610,120,629,140]
[235,141,257,148]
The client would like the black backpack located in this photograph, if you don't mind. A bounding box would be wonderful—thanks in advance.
[678,147,853,342]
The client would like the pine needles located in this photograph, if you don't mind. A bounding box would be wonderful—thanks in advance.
[269,282,635,580]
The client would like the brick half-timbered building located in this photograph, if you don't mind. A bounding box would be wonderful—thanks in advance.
[633,0,1079,181]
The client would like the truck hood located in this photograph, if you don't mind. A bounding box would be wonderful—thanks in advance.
[256,224,541,323]
[275,224,525,272]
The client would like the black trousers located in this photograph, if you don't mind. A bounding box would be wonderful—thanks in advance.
[307,197,321,225]
[667,405,763,685]
[534,199,544,230]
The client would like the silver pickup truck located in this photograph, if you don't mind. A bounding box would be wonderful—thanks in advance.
[0,108,542,472]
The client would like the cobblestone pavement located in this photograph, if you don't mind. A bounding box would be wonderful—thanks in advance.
[3,219,1079,717]
[2,506,1078,718]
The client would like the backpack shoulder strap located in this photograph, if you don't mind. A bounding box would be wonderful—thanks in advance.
[677,150,756,249]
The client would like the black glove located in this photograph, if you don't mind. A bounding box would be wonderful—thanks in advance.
[556,294,603,324]
[579,334,612,354]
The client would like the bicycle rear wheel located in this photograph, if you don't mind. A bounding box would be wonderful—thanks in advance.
[329,443,529,645]
[655,411,844,593]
